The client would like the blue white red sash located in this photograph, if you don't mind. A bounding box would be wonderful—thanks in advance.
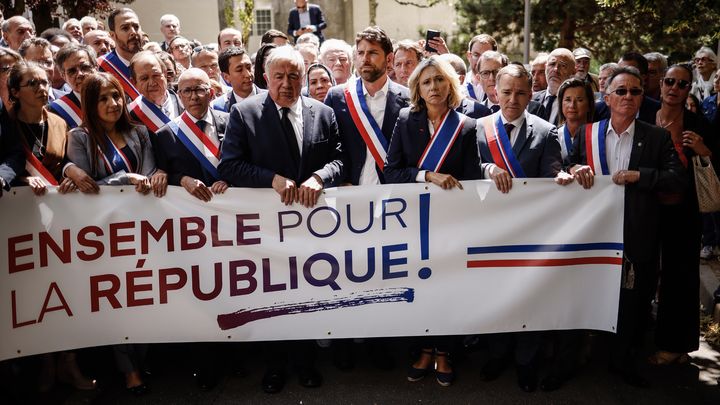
[482,115,526,178]
[168,112,221,180]
[98,51,140,99]
[417,110,465,172]
[343,78,389,170]
[49,93,82,128]
[558,124,573,159]
[98,135,133,174]
[466,83,477,100]
[128,95,171,133]
[21,144,58,186]
[584,119,610,175]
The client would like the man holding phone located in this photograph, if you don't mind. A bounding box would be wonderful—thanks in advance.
[287,0,327,43]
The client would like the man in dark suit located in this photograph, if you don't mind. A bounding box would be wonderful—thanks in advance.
[325,26,410,186]
[0,110,24,196]
[593,52,660,124]
[219,45,342,393]
[49,44,98,129]
[212,46,266,113]
[156,68,228,202]
[568,66,685,387]
[531,48,576,126]
[475,64,567,392]
[129,51,183,134]
[287,0,327,43]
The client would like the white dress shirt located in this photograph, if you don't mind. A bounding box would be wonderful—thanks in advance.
[358,78,390,185]
[186,109,219,145]
[161,91,179,119]
[605,120,635,174]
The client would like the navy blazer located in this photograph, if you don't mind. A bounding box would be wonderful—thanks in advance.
[154,109,229,186]
[287,4,327,42]
[568,119,685,262]
[324,80,410,184]
[218,93,344,187]
[594,96,660,124]
[476,112,562,178]
[385,108,482,183]
[211,86,267,113]
[0,105,23,190]
[456,98,491,119]
[530,89,559,124]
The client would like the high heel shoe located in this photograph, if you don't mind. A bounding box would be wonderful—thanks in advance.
[407,349,434,382]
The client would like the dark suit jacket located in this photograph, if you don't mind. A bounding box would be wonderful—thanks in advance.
[385,108,482,183]
[567,119,686,262]
[476,112,562,178]
[324,80,410,184]
[288,4,327,42]
[0,105,23,190]
[456,98,491,119]
[530,89,557,124]
[218,93,344,187]
[154,109,229,186]
[211,86,267,113]
[594,96,660,124]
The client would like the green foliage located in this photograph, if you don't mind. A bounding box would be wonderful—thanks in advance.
[0,0,134,32]
[453,0,720,64]
[224,0,254,44]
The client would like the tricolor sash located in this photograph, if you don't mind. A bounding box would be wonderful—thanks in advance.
[98,135,133,174]
[48,93,82,128]
[417,110,465,172]
[466,83,477,100]
[482,115,526,178]
[168,112,221,180]
[584,119,610,175]
[129,96,171,133]
[558,124,573,159]
[22,144,58,186]
[98,51,140,99]
[343,78,389,171]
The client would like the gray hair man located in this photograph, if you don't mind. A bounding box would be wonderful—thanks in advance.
[531,48,575,125]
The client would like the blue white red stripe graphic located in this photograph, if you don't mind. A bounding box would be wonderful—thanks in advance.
[466,242,623,268]
[49,93,82,128]
[168,112,220,180]
[128,95,171,132]
[343,78,389,170]
[98,136,133,174]
[482,115,526,178]
[98,51,140,99]
[585,119,609,175]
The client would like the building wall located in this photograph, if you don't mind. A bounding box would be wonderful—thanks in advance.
[111,0,221,45]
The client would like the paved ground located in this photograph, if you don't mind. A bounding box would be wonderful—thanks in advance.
[3,263,719,405]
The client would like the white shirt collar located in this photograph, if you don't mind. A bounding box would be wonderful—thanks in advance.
[274,97,303,116]
[608,119,636,138]
[186,109,213,124]
[361,76,389,98]
[73,91,81,101]
[498,110,527,129]
[232,86,256,102]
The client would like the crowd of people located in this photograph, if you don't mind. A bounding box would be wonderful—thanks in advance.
[0,0,718,398]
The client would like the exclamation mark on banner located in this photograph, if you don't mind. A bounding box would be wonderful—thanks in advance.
[418,193,432,280]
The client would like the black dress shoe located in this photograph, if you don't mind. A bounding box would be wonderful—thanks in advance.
[539,374,565,392]
[261,370,286,394]
[332,343,355,371]
[517,364,537,393]
[608,363,650,388]
[480,358,505,381]
[196,371,218,391]
[298,367,322,388]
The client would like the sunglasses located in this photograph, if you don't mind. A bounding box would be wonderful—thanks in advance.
[662,77,690,89]
[193,45,215,54]
[609,88,643,96]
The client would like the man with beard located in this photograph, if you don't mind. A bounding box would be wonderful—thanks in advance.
[323,26,409,371]
[531,48,575,125]
[128,50,183,135]
[99,8,142,99]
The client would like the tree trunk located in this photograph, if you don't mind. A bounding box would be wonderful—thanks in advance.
[559,12,575,49]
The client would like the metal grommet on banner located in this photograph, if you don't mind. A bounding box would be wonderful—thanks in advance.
[120,188,124,192]
[523,181,527,185]
[227,335,232,339]
[425,329,429,333]
[16,350,21,354]
[522,325,526,329]
[124,336,129,340]
[327,331,331,335]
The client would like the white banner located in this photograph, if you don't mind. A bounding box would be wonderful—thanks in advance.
[0,178,624,361]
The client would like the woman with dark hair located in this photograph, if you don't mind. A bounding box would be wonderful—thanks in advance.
[66,72,165,395]
[7,61,96,392]
[253,43,277,89]
[686,93,701,114]
[650,63,714,365]
[385,56,482,387]
[306,62,334,102]
[557,78,595,162]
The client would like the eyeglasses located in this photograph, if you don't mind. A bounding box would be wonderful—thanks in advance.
[20,78,49,90]
[662,77,690,89]
[65,63,95,77]
[193,45,215,54]
[479,69,499,79]
[178,85,210,97]
[694,57,714,64]
[608,87,643,96]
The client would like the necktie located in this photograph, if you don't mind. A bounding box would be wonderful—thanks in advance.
[546,94,557,124]
[280,107,301,166]
[490,104,500,113]
[504,123,515,145]
[196,119,207,133]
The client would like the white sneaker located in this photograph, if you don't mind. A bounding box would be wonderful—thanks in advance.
[700,245,713,259]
